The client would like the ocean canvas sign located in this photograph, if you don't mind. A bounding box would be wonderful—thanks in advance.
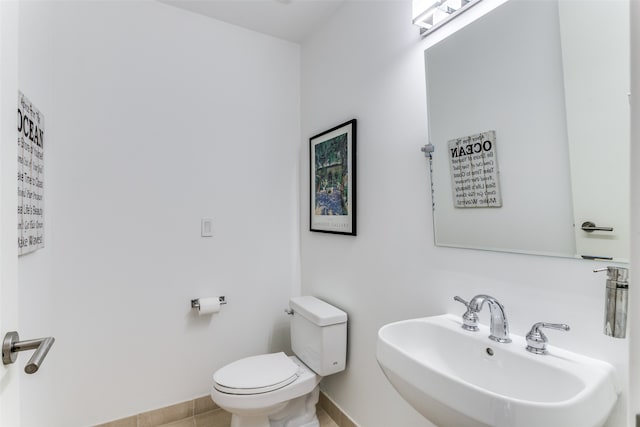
[17,91,45,255]
[310,119,357,235]
[448,130,502,208]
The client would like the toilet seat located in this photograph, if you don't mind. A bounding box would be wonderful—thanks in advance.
[213,352,300,395]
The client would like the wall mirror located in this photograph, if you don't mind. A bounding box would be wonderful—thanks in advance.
[424,0,629,262]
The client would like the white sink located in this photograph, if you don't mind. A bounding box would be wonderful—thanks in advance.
[376,314,619,427]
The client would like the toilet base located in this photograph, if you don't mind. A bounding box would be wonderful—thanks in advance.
[270,386,319,427]
[229,386,320,427]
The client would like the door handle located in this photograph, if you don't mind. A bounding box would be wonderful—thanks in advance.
[581,221,614,232]
[2,331,55,374]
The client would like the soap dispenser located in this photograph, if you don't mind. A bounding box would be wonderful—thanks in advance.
[594,266,629,338]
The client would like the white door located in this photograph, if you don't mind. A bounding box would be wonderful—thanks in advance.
[0,1,21,425]
[560,0,630,262]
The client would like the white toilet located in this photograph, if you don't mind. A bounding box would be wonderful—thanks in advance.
[210,296,347,427]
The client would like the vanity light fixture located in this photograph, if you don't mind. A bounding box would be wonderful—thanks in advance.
[412,0,482,35]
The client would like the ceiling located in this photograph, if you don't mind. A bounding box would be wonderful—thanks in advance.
[158,0,347,43]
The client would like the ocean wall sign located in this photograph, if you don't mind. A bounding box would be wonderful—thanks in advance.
[448,130,502,208]
[17,91,45,255]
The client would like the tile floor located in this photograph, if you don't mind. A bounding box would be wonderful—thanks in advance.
[156,407,230,427]
[156,407,338,427]
[96,393,347,427]
[317,407,340,427]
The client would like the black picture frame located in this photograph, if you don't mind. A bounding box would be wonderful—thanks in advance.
[309,119,357,235]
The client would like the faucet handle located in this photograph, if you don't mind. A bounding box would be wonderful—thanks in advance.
[525,322,570,355]
[453,296,479,331]
[453,296,470,307]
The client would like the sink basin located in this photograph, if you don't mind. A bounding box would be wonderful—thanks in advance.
[376,314,619,427]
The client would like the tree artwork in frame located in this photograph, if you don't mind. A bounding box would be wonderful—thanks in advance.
[310,119,357,236]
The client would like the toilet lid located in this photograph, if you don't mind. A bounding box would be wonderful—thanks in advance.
[214,352,299,395]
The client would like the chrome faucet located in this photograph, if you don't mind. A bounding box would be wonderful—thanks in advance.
[469,295,511,343]
[525,322,570,354]
[455,294,511,343]
[453,296,479,331]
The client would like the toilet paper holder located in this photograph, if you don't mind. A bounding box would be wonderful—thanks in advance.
[191,296,226,309]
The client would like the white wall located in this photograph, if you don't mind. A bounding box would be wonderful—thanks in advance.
[300,1,629,426]
[17,1,300,426]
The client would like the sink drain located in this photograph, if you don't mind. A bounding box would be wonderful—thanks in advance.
[486,347,494,356]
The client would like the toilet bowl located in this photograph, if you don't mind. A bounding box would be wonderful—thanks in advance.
[211,354,321,427]
[210,296,347,427]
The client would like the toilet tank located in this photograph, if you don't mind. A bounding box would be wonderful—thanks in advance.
[289,296,347,376]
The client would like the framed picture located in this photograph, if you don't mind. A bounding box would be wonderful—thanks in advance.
[310,119,357,235]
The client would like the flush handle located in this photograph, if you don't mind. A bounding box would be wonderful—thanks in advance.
[2,331,55,374]
[581,221,614,232]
